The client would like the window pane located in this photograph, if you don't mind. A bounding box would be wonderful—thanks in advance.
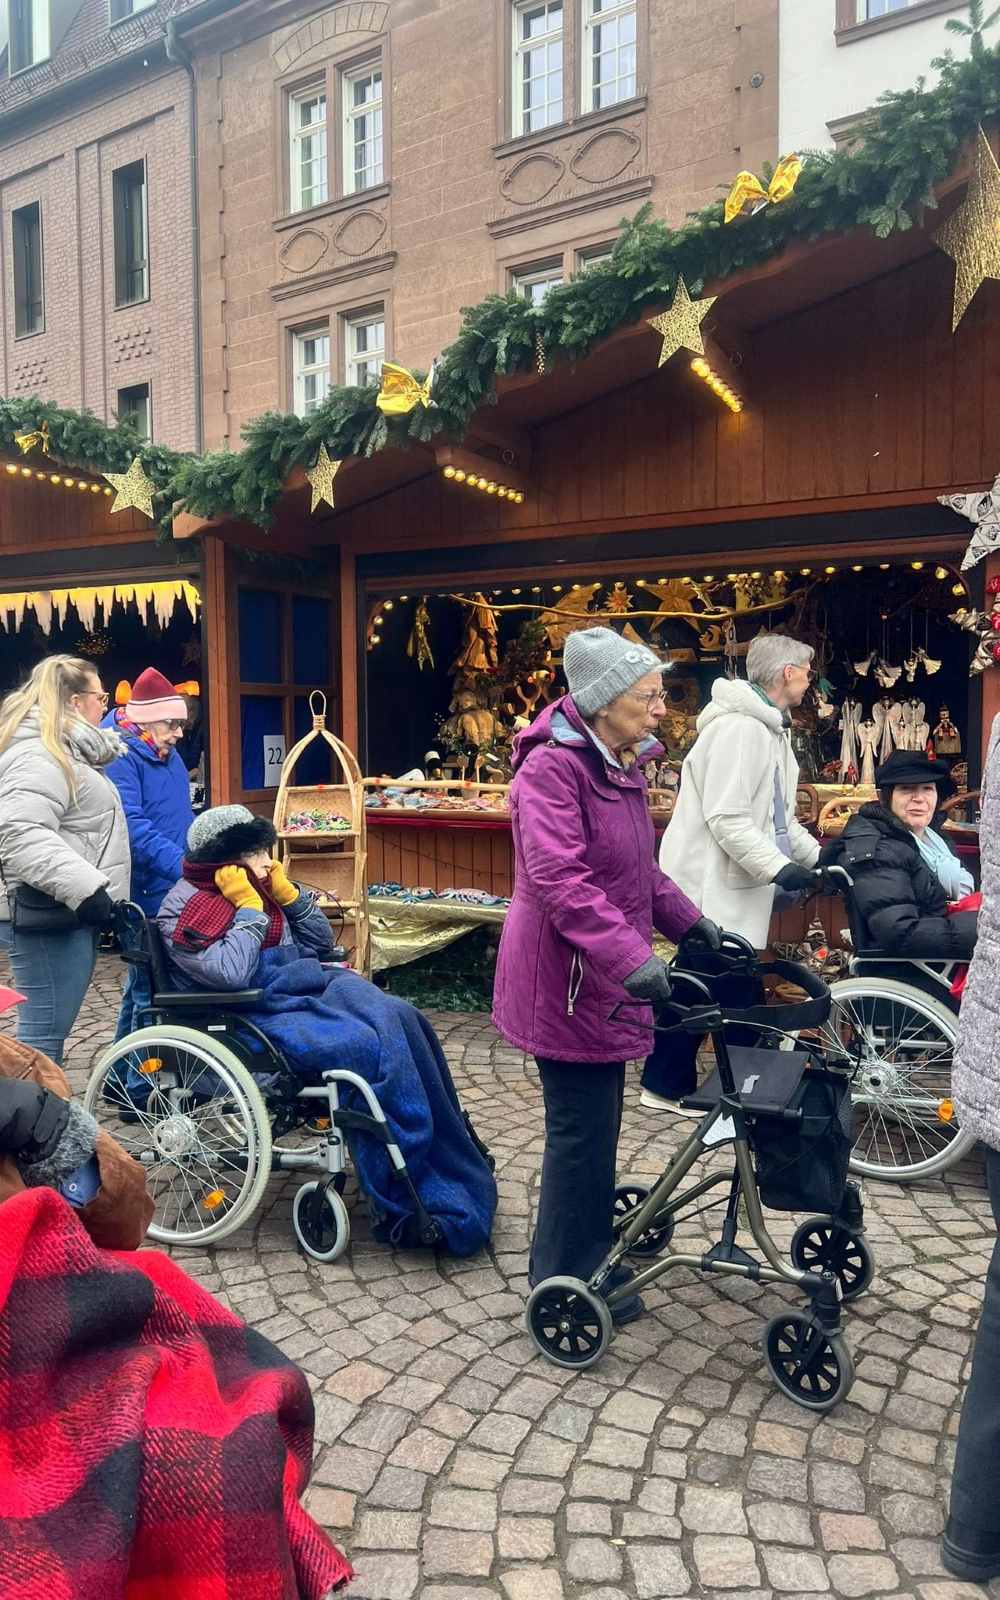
[117,383,151,441]
[585,0,636,111]
[12,203,43,337]
[239,589,283,682]
[290,89,328,211]
[344,66,383,192]
[293,328,331,417]
[241,695,284,791]
[292,596,331,683]
[294,696,333,783]
[113,161,148,307]
[513,265,563,305]
[513,0,563,134]
[862,0,912,13]
[346,313,385,386]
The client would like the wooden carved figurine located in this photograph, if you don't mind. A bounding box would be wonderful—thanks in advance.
[441,678,499,750]
[932,706,962,755]
[452,593,499,673]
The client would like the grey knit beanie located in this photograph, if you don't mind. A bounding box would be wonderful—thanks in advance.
[563,628,667,718]
[186,804,278,863]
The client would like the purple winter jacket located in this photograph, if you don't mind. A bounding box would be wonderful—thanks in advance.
[492,695,701,1063]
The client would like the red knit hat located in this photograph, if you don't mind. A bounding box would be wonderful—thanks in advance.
[124,668,187,725]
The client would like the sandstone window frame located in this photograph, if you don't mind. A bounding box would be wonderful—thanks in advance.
[580,0,637,115]
[12,200,44,338]
[511,257,565,304]
[341,60,384,195]
[498,0,646,149]
[834,0,968,41]
[575,238,615,271]
[289,83,329,213]
[277,39,391,224]
[291,323,333,417]
[342,304,386,388]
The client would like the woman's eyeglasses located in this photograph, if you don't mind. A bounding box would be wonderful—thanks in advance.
[629,689,668,711]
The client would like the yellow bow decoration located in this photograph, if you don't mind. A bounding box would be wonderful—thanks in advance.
[375,361,434,416]
[724,154,802,225]
[13,420,51,456]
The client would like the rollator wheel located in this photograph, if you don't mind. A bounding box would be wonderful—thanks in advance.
[762,1311,855,1412]
[790,1219,875,1303]
[612,1183,675,1258]
[526,1276,612,1370]
[293,1181,351,1263]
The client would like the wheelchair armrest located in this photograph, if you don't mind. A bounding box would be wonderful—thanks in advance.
[152,989,263,1010]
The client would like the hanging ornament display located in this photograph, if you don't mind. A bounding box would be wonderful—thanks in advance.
[375,361,434,416]
[452,592,499,673]
[13,420,51,456]
[950,603,1000,674]
[934,125,1000,332]
[647,276,717,368]
[305,443,340,513]
[724,153,803,224]
[534,329,547,376]
[406,597,435,672]
[605,582,632,615]
[103,455,157,519]
[940,468,1000,570]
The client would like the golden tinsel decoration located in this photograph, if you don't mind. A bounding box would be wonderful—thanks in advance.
[935,124,1000,332]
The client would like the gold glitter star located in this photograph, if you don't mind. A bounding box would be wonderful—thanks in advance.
[305,443,341,513]
[103,455,156,519]
[935,124,1000,332]
[647,275,717,368]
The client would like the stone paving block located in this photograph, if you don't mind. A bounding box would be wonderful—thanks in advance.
[467,1412,532,1454]
[627,1543,692,1597]
[542,1401,593,1441]
[517,1433,578,1476]
[599,1390,665,1434]
[324,1361,393,1404]
[354,1510,422,1549]
[501,1476,565,1514]
[811,1461,868,1512]
[882,1493,946,1535]
[499,1568,565,1600]
[826,1552,900,1595]
[313,1443,382,1494]
[302,1486,356,1526]
[748,1502,814,1545]
[388,1428,454,1474]
[570,1465,635,1502]
[619,1510,682,1539]
[693,1534,762,1589]
[680,1484,749,1534]
[566,1538,624,1583]
[367,1466,427,1510]
[428,1486,498,1531]
[447,1445,510,1490]
[348,1552,420,1599]
[762,1548,831,1592]
[754,1421,809,1459]
[421,1528,494,1578]
[496,1515,556,1558]
[420,1401,476,1438]
[343,1404,412,1454]
[584,1424,648,1468]
[818,1512,886,1551]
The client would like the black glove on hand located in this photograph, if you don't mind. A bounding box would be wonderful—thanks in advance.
[0,1078,70,1162]
[682,916,723,953]
[773,862,817,896]
[76,887,115,927]
[623,955,673,1008]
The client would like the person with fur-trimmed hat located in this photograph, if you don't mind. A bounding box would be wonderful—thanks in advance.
[822,747,977,958]
[156,805,336,991]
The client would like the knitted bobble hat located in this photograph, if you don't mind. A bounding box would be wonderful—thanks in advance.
[563,627,668,718]
[186,805,278,864]
[124,667,187,725]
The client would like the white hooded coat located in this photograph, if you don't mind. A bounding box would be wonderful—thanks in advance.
[658,678,820,948]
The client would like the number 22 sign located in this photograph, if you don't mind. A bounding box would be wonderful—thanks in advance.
[262,734,286,788]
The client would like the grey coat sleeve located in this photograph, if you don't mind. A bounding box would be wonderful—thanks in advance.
[159,903,268,990]
[0,749,108,909]
[286,890,336,959]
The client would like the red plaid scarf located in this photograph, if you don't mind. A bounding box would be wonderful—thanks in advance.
[0,1187,352,1598]
[173,858,287,950]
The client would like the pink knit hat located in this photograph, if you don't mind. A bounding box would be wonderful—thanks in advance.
[124,667,187,725]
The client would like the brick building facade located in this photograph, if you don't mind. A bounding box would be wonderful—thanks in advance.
[0,0,204,451]
[181,0,779,450]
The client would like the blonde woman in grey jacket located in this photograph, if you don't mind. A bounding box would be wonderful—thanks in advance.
[0,656,130,1063]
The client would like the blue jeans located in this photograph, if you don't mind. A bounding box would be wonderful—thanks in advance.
[0,922,98,1066]
[115,962,153,1042]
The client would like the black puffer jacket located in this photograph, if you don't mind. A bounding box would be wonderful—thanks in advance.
[824,803,977,959]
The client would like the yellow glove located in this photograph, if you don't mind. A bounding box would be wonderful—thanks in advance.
[267,861,299,908]
[214,865,263,913]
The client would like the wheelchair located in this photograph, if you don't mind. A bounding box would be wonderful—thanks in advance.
[81,903,447,1260]
[526,935,870,1411]
[814,865,974,1183]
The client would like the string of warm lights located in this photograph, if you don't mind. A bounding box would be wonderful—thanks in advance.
[441,465,525,503]
[690,356,743,413]
[3,460,112,496]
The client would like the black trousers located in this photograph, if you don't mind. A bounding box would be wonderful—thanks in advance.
[640,956,763,1099]
[950,1145,1000,1534]
[530,1057,625,1286]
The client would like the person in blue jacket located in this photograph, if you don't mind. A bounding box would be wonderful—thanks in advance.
[102,668,193,1038]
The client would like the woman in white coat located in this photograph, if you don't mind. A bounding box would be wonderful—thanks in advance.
[0,656,130,1064]
[642,635,821,1113]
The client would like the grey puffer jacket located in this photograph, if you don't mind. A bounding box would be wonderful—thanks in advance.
[0,712,131,921]
[954,712,1000,1148]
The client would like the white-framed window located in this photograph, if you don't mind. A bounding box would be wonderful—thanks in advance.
[857,0,919,15]
[512,261,564,305]
[292,326,331,416]
[342,64,383,194]
[9,0,50,71]
[344,309,385,387]
[110,0,155,21]
[512,0,564,137]
[577,241,614,272]
[289,86,328,213]
[581,0,637,113]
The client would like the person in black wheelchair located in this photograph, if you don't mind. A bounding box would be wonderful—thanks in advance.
[822,749,977,960]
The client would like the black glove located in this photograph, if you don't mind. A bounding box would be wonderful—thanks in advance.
[76,887,115,927]
[0,1079,69,1162]
[773,862,817,896]
[623,955,673,1008]
[681,916,723,953]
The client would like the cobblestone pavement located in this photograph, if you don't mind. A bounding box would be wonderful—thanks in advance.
[7,952,1000,1600]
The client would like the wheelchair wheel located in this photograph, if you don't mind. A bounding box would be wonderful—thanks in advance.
[819,977,976,1181]
[762,1311,854,1412]
[526,1277,612,1370]
[790,1218,875,1303]
[293,1181,350,1263]
[83,1025,272,1246]
[613,1183,675,1258]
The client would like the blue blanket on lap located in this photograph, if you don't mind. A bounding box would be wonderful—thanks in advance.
[245,948,496,1256]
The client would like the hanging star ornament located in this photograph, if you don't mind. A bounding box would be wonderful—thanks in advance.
[103,455,156,519]
[940,469,1000,571]
[305,443,341,513]
[647,276,717,368]
[934,125,1000,332]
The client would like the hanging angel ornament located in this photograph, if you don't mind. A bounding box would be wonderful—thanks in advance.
[857,719,879,786]
[406,597,435,672]
[839,698,862,783]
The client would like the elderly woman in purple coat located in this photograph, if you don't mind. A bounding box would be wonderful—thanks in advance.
[493,628,719,1324]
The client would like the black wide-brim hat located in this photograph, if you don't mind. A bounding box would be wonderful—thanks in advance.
[875,747,954,795]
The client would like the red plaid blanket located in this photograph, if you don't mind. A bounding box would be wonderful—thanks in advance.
[0,1188,352,1599]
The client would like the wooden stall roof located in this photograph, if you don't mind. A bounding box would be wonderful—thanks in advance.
[1,461,154,559]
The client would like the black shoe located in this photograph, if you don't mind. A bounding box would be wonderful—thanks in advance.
[942,1516,1000,1583]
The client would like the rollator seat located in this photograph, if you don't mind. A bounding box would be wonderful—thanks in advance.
[680,1046,812,1118]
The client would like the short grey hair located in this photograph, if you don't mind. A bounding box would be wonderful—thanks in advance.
[746,633,814,690]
